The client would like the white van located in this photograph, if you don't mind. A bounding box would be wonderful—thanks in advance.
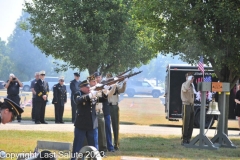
[22,77,59,91]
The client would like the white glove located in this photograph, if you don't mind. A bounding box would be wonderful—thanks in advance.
[114,77,118,80]
[103,85,110,90]
[90,86,96,90]
[96,83,103,87]
[124,78,129,83]
[187,75,193,80]
[89,90,98,98]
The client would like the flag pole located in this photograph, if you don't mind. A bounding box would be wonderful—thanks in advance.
[198,55,204,82]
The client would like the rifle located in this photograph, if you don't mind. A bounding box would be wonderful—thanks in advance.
[94,70,142,90]
[117,69,132,77]
[104,69,132,83]
[115,70,142,83]
[92,79,121,91]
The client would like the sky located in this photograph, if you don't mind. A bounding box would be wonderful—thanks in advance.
[0,0,24,42]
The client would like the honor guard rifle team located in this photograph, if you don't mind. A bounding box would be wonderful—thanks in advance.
[0,70,129,157]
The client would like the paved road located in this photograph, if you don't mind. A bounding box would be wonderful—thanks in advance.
[1,120,240,139]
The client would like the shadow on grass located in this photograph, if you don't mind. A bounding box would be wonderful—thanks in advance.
[120,121,136,125]
[108,135,240,159]
[150,124,239,131]
[150,124,181,128]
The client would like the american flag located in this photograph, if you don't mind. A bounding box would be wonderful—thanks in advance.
[204,76,212,82]
[198,56,204,74]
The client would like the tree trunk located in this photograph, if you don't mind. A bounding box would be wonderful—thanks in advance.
[88,67,96,76]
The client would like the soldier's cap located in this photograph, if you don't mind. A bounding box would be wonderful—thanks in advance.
[0,98,23,117]
[39,70,46,75]
[79,80,90,88]
[74,72,80,77]
[87,75,95,81]
[106,73,113,78]
[94,72,101,77]
[59,76,64,80]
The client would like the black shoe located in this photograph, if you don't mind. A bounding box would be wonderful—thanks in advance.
[41,121,48,124]
[59,121,64,124]
[187,140,190,144]
[55,122,60,124]
[108,149,115,152]
[114,147,119,151]
[18,120,21,122]
[35,121,41,124]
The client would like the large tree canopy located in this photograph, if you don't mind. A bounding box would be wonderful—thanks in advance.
[134,0,240,133]
[24,0,156,74]
[134,0,240,88]
[0,39,14,80]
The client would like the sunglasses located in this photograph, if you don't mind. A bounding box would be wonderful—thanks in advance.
[41,74,45,76]
[60,80,64,82]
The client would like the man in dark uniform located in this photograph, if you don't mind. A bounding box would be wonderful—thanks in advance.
[31,72,40,121]
[94,72,116,152]
[70,72,81,123]
[34,70,49,124]
[52,77,67,124]
[71,80,105,160]
[4,73,23,122]
[0,98,24,124]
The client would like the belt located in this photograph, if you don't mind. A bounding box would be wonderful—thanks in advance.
[8,94,19,97]
[109,102,118,106]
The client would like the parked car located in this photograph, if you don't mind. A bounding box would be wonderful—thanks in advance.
[126,80,164,98]
[0,80,5,89]
[22,77,59,91]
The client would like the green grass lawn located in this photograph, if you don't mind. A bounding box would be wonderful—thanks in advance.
[0,130,240,160]
[0,90,238,128]
[0,90,240,159]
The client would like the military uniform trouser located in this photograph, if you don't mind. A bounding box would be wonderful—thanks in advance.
[54,103,64,122]
[35,101,47,123]
[31,98,36,120]
[97,112,107,152]
[110,104,119,149]
[182,104,195,141]
[7,95,21,121]
[71,99,77,123]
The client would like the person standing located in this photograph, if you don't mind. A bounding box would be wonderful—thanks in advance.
[4,73,23,122]
[88,74,106,152]
[107,73,128,151]
[70,72,81,123]
[31,72,40,121]
[181,73,195,145]
[0,98,24,124]
[94,72,116,152]
[93,72,108,154]
[234,83,240,135]
[71,80,104,160]
[52,77,67,124]
[89,74,116,155]
[34,70,49,124]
